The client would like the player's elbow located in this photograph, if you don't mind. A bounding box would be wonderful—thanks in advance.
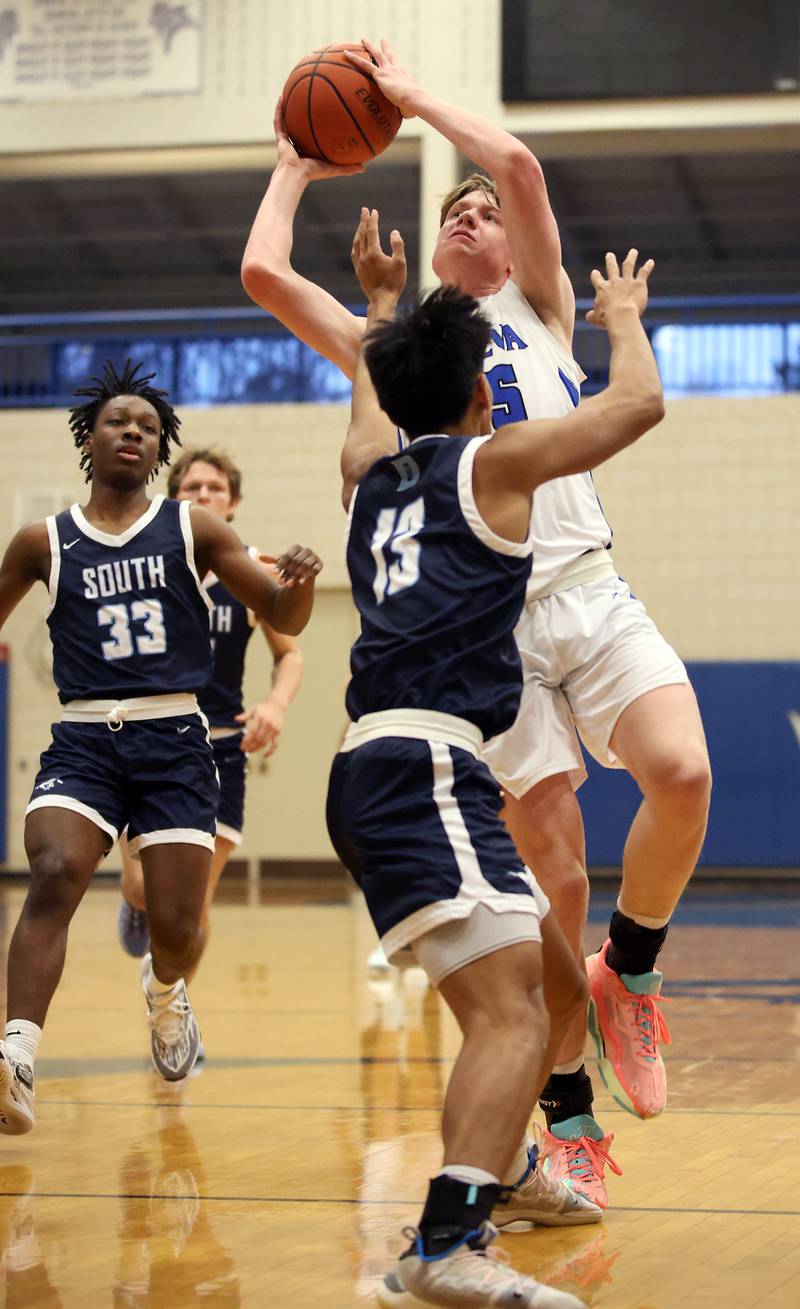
[636,388,666,431]
[494,142,545,189]
[241,256,286,310]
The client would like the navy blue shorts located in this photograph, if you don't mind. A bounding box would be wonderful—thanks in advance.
[212,731,247,844]
[326,736,538,958]
[26,714,219,856]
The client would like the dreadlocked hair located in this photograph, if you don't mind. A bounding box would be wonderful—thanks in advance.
[68,358,182,482]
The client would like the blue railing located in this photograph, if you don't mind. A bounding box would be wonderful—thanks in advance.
[1,295,799,407]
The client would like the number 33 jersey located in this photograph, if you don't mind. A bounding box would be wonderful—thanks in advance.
[480,278,612,598]
[45,495,213,704]
[345,435,532,742]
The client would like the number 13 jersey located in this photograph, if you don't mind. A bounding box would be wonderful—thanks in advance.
[345,435,532,741]
[45,495,213,703]
[480,278,612,598]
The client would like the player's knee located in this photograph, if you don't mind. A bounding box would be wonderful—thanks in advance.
[647,747,712,821]
[25,848,89,917]
[542,866,589,938]
[149,908,199,967]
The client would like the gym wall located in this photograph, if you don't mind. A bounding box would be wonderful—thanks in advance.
[0,394,797,872]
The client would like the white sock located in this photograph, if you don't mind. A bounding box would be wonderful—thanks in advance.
[502,1136,533,1186]
[437,1165,500,1188]
[142,959,181,1002]
[617,897,671,931]
[4,1019,42,1071]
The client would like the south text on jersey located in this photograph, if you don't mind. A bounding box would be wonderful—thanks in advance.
[82,554,167,601]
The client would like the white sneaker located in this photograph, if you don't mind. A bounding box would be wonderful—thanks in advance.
[493,1139,602,1228]
[376,1222,586,1308]
[140,955,201,1082]
[0,1041,35,1134]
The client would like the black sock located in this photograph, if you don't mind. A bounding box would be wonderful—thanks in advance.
[539,1065,594,1129]
[606,908,668,976]
[412,1175,501,1258]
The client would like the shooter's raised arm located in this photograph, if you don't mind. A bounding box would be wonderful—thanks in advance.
[240,97,366,377]
[345,38,571,344]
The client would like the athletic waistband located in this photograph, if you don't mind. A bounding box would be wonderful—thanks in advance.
[342,709,483,758]
[61,693,199,730]
[528,547,616,603]
[209,726,242,741]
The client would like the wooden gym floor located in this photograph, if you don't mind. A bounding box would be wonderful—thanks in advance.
[0,877,798,1308]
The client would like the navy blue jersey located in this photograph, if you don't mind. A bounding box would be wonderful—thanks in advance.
[46,496,213,703]
[201,547,258,728]
[345,435,533,741]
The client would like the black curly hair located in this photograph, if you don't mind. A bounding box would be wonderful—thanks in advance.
[363,285,491,439]
[68,358,182,482]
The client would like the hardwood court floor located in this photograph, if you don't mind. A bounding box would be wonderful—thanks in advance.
[0,878,798,1308]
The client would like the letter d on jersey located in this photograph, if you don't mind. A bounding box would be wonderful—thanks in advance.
[391,455,420,491]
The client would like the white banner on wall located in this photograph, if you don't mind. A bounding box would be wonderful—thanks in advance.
[0,1,203,102]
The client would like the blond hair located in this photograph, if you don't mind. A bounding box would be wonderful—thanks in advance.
[438,172,501,227]
[166,446,242,501]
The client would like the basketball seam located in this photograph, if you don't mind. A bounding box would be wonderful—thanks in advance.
[309,70,378,159]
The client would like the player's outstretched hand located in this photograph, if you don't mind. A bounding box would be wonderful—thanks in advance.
[344,38,419,118]
[236,700,284,756]
[273,96,364,180]
[586,249,654,328]
[351,207,406,302]
[264,546,323,588]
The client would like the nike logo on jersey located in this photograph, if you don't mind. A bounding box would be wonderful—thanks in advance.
[177,725,191,734]
[63,539,80,550]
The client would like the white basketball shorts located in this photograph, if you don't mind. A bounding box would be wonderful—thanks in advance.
[481,574,688,798]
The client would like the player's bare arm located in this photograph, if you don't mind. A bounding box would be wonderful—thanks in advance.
[0,522,51,629]
[240,97,366,378]
[340,208,407,510]
[474,251,663,539]
[345,37,572,343]
[236,621,304,756]
[191,508,322,636]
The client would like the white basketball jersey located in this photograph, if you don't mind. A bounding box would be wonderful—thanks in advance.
[480,279,612,598]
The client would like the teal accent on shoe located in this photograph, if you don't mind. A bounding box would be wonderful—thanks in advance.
[466,1184,477,1205]
[549,1114,605,1143]
[619,969,662,995]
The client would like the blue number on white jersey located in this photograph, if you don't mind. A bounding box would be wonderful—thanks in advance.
[487,363,529,427]
[370,496,425,605]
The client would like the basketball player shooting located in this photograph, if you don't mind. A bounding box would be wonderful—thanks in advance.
[0,361,321,1134]
[241,36,712,1208]
[329,208,663,1308]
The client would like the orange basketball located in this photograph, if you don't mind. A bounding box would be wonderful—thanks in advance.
[281,43,402,165]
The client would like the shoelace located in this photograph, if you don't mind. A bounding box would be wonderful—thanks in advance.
[148,988,192,1045]
[561,1135,622,1185]
[629,992,672,1061]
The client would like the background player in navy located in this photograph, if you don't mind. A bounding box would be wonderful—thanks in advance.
[0,360,321,1134]
[328,212,663,1309]
[117,446,304,969]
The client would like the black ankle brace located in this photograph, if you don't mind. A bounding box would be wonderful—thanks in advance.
[607,909,668,975]
[539,1065,593,1128]
[414,1175,501,1257]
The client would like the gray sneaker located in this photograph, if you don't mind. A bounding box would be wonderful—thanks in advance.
[493,1141,602,1228]
[118,899,150,957]
[377,1222,586,1308]
[140,954,201,1082]
[0,1042,35,1135]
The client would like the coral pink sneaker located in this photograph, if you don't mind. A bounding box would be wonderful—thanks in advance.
[586,939,671,1118]
[539,1116,621,1210]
